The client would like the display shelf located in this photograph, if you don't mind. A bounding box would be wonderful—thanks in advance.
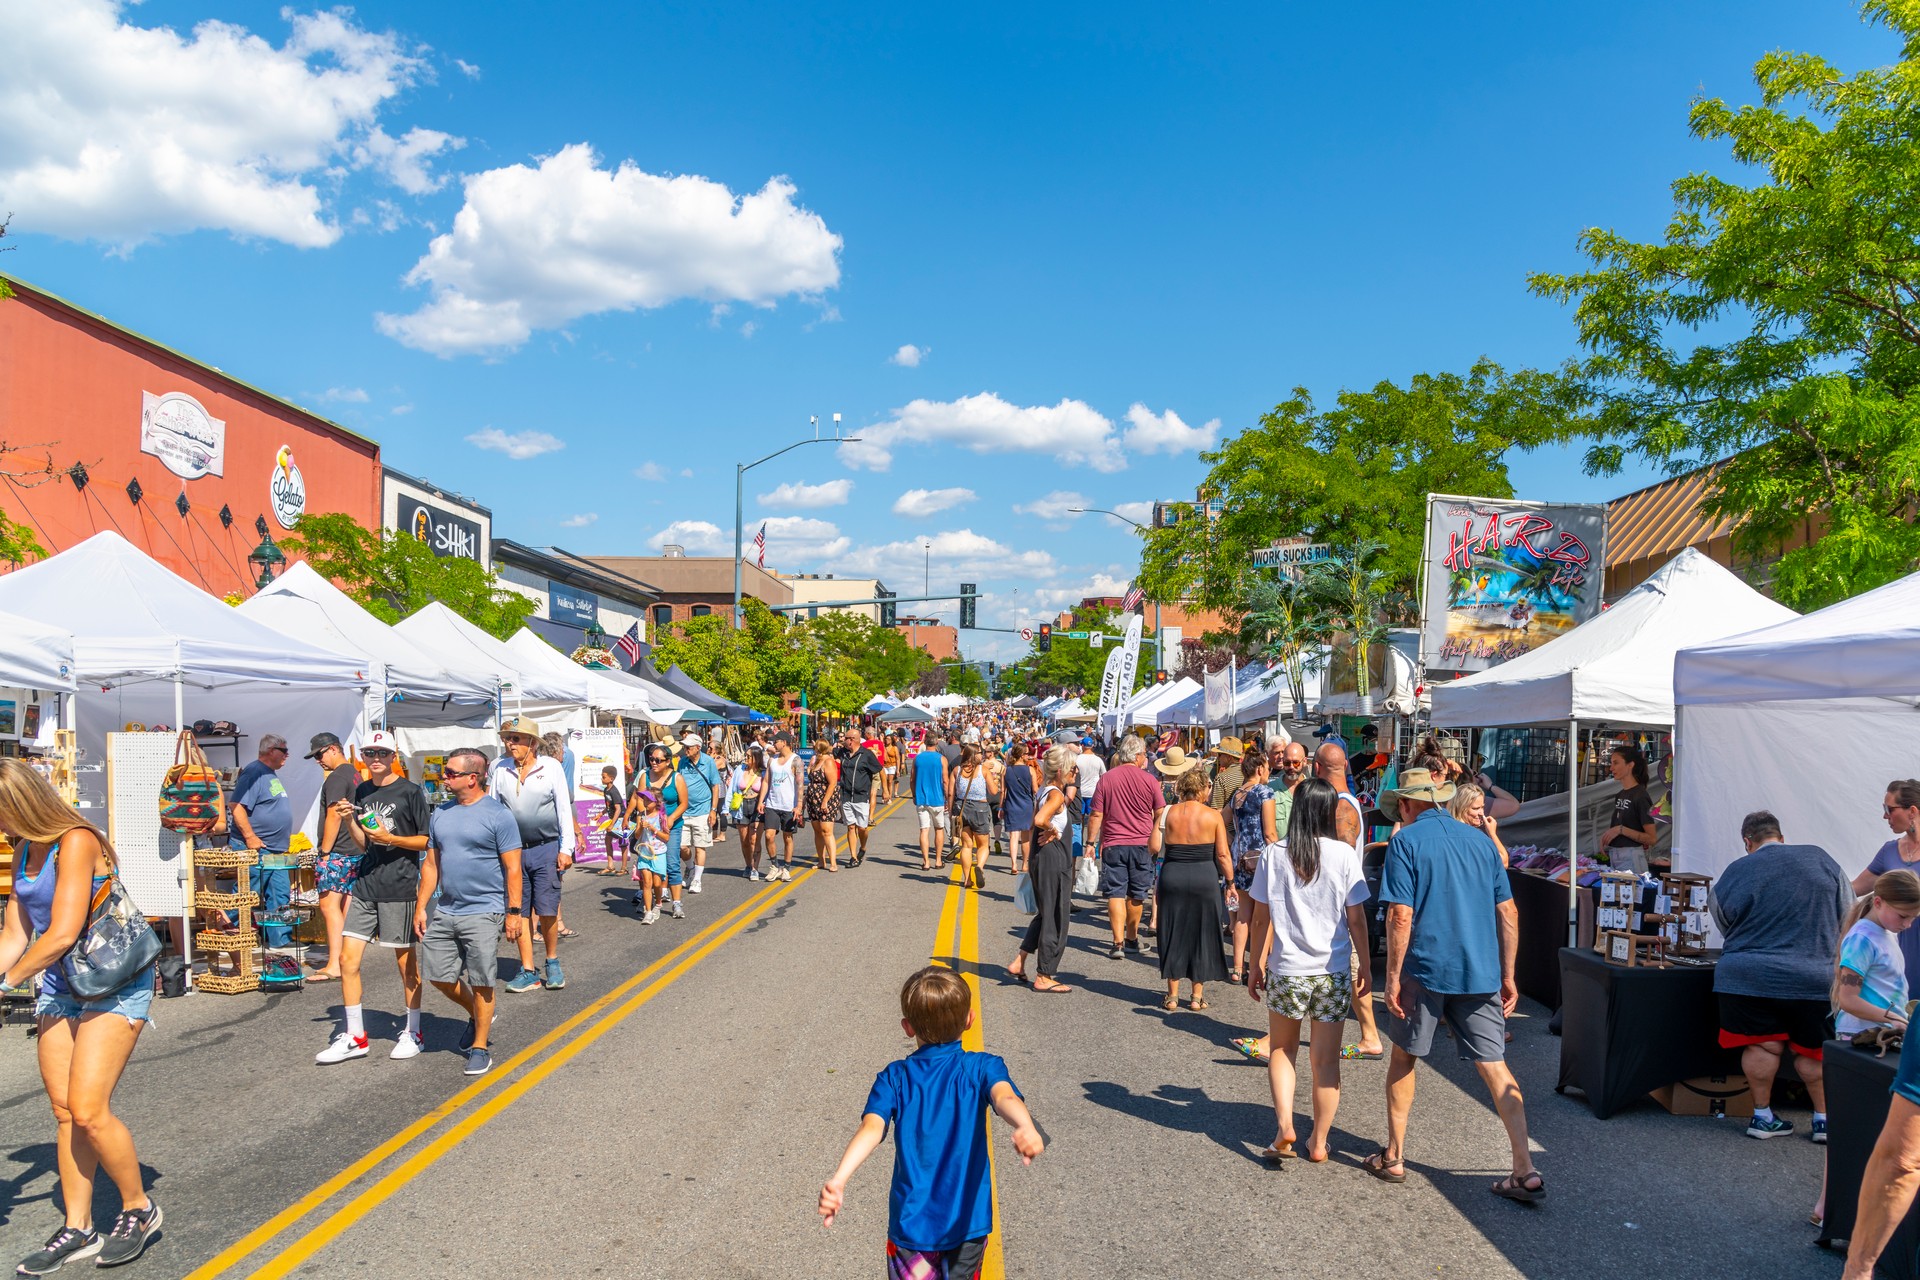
[196,970,259,995]
[193,889,260,911]
[192,848,261,996]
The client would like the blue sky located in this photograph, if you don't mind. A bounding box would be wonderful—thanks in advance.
[2,1,1895,659]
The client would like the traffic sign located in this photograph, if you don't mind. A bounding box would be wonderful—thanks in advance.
[1068,630,1089,639]
[1019,626,1034,641]
[1251,539,1332,570]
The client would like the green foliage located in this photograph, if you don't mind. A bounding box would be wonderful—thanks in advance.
[1305,540,1398,701]
[0,505,45,566]
[1238,573,1331,711]
[1015,604,1147,698]
[1530,0,1920,609]
[1138,360,1591,617]
[799,611,934,699]
[649,599,812,717]
[948,663,989,699]
[279,512,536,639]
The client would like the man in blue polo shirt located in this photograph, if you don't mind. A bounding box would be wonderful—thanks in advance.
[1373,768,1543,1202]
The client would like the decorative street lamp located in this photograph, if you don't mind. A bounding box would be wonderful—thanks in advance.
[248,533,286,590]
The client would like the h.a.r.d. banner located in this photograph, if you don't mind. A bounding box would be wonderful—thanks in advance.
[1421,494,1608,673]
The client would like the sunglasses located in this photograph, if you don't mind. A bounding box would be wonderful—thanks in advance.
[363,750,395,760]
[443,768,480,780]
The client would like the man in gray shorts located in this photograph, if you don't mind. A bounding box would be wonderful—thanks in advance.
[1372,768,1544,1202]
[416,746,524,1076]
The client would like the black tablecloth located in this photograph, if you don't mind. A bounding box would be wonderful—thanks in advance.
[1820,1040,1920,1277]
[1508,870,1596,1009]
[1555,946,1738,1118]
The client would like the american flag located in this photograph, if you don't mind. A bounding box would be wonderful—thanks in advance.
[1122,582,1145,613]
[753,521,767,568]
[613,623,643,667]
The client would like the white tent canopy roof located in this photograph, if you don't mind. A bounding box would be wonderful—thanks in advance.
[1123,677,1200,723]
[0,609,76,692]
[504,630,699,723]
[239,563,497,707]
[1432,549,1795,729]
[394,603,581,706]
[0,531,370,689]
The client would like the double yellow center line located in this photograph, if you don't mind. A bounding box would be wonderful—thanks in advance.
[194,798,903,1279]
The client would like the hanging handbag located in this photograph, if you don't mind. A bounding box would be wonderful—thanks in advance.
[158,730,224,834]
[63,871,164,999]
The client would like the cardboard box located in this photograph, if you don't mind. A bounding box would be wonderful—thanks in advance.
[1650,1074,1756,1118]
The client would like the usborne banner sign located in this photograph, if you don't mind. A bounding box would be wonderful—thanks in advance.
[1420,494,1608,672]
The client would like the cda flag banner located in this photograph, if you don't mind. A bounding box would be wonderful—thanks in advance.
[1204,658,1236,726]
[1096,642,1128,725]
[1421,494,1608,673]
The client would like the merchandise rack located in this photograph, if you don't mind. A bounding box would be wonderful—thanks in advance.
[193,847,260,994]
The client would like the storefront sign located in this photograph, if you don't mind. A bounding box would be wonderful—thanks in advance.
[405,499,483,561]
[1421,494,1608,672]
[269,446,307,528]
[550,581,599,628]
[139,391,226,479]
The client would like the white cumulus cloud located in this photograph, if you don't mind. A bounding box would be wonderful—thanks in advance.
[891,487,976,518]
[0,3,454,248]
[840,393,1124,473]
[651,516,848,562]
[454,58,481,79]
[318,386,369,403]
[467,427,564,459]
[376,143,844,356]
[649,520,728,554]
[1013,490,1088,520]
[1122,404,1220,455]
[838,529,1056,584]
[633,462,667,482]
[758,479,852,509]
[1111,500,1155,526]
[561,513,598,528]
[889,344,927,367]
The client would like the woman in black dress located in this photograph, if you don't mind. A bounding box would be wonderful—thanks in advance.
[1150,768,1234,1010]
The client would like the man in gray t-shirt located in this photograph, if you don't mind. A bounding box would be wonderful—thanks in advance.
[416,747,523,1077]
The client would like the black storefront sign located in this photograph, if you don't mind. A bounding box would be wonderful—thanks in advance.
[406,499,483,561]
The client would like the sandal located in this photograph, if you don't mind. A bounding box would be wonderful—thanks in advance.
[558,926,579,938]
[1162,995,1179,1010]
[1339,1045,1384,1061]
[1362,1150,1406,1183]
[1490,1171,1546,1204]
[1259,1139,1297,1164]
[1188,997,1209,1011]
[1305,1147,1329,1164]
[1229,1037,1269,1063]
[1227,970,1245,985]
[1032,979,1074,994]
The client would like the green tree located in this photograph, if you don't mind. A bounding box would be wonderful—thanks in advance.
[948,663,989,699]
[798,610,933,697]
[649,598,812,716]
[1137,361,1591,616]
[278,512,536,638]
[0,505,44,566]
[1238,573,1331,716]
[1531,0,1920,610]
[1016,605,1148,698]
[1306,540,1398,708]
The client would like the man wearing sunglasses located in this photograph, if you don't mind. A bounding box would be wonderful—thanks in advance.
[418,746,524,1076]
[317,731,432,1065]
[490,717,575,993]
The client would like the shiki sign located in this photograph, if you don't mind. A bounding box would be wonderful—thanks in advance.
[1420,494,1608,672]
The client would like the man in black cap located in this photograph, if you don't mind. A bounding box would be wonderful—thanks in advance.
[307,732,362,982]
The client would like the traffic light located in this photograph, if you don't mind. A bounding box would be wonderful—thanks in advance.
[1037,623,1052,653]
[988,661,997,675]
[1155,669,1169,684]
[878,588,896,629]
[959,583,977,629]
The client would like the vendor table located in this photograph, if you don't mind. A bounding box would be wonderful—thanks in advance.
[1820,1039,1920,1278]
[1508,870,1596,1009]
[1555,946,1739,1118]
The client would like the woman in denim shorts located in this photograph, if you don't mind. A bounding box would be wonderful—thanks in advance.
[0,759,163,1273]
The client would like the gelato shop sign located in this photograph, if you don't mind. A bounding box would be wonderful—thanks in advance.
[139,391,227,480]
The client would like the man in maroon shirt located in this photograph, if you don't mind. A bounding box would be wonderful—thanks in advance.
[1085,735,1166,959]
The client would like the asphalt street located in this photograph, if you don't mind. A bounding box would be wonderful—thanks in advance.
[0,803,1849,1278]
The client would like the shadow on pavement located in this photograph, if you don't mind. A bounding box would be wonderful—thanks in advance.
[1080,1080,1273,1161]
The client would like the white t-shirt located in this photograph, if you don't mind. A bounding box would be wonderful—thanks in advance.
[1247,837,1369,976]
[1075,752,1107,799]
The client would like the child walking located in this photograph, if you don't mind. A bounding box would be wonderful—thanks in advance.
[629,790,669,925]
[820,966,1043,1278]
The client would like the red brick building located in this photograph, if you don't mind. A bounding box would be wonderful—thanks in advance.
[897,616,959,662]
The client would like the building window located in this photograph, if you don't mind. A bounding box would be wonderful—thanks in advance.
[690,604,712,618]
[652,604,673,629]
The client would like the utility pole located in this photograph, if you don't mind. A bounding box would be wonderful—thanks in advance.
[732,415,859,627]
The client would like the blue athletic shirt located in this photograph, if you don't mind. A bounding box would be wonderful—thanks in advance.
[863,1042,1019,1252]
[1380,807,1511,995]
[913,751,947,807]
[677,754,722,818]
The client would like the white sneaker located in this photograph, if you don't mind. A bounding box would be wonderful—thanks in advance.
[390,1030,423,1060]
[670,900,686,919]
[316,1032,369,1064]
[641,908,659,925]
[688,881,703,894]
[748,869,761,881]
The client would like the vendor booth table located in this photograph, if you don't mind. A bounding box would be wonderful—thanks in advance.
[1509,871,1596,1008]
[1820,1039,1920,1278]
[1555,947,1739,1118]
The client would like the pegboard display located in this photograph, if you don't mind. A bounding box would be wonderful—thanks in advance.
[105,733,192,921]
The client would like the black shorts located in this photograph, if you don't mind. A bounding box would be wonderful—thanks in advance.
[766,807,801,833]
[1099,843,1154,901]
[1717,992,1833,1059]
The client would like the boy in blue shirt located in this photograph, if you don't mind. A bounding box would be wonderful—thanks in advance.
[821,966,1043,1278]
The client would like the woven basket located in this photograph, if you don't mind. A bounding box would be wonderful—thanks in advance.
[194,849,257,870]
[195,889,260,911]
[196,971,260,995]
[195,928,259,953]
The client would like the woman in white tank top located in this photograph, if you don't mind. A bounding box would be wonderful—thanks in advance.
[759,737,801,880]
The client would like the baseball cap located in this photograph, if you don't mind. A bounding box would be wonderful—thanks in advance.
[304,732,342,760]
[1312,723,1341,739]
[680,731,702,747]
[362,730,397,755]
[500,716,542,740]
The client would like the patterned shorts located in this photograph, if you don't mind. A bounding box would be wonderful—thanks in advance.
[887,1238,988,1280]
[1264,970,1353,1023]
[316,852,361,896]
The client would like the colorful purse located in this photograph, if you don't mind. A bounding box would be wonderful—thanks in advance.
[158,730,223,834]
[63,872,164,999]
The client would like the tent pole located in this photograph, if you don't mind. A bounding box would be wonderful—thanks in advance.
[1568,716,1580,948]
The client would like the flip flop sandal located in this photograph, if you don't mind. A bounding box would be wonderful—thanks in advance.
[1229,1037,1269,1063]
[558,926,579,938]
[1305,1148,1330,1164]
[1490,1172,1545,1204]
[1339,1045,1384,1061]
[1362,1151,1406,1183]
[1259,1140,1296,1164]
[1008,969,1031,986]
[1032,981,1074,994]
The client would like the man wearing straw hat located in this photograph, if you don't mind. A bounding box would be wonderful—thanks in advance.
[1366,768,1544,1203]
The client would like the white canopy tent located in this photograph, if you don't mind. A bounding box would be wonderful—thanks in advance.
[0,608,76,693]
[1122,677,1200,726]
[504,629,697,725]
[238,562,499,729]
[1431,548,1797,945]
[1674,566,1920,884]
[0,532,370,837]
[392,604,587,756]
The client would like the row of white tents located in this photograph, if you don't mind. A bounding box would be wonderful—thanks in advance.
[0,532,719,828]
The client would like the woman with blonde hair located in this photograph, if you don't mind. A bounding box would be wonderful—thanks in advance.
[0,759,163,1271]
[1449,783,1508,867]
[1007,744,1078,993]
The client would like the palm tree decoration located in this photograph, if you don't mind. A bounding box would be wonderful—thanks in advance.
[1308,539,1395,714]
[1239,573,1331,720]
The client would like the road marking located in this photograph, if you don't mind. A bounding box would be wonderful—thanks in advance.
[192,799,903,1279]
[927,859,1005,1280]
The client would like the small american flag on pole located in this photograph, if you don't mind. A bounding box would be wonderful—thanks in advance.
[1122,582,1145,613]
[753,521,767,569]
[613,623,643,667]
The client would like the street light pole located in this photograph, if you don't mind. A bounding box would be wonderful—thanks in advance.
[1070,507,1161,666]
[732,417,860,628]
